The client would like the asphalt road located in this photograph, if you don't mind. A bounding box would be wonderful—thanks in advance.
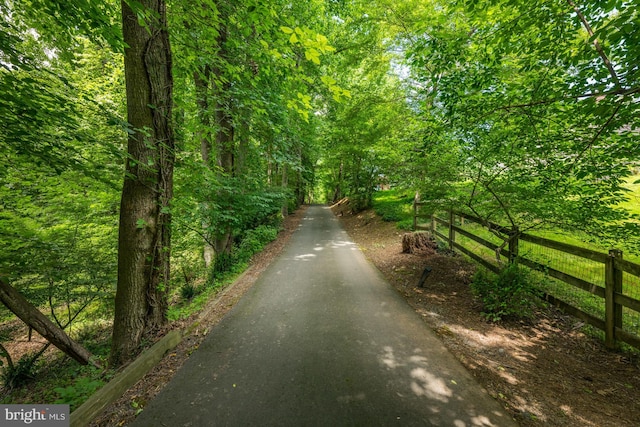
[132,205,516,426]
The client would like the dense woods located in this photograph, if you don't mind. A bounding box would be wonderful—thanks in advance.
[0,0,639,398]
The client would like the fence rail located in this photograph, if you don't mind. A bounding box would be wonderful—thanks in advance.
[414,203,640,351]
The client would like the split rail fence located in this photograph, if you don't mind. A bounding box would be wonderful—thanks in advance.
[413,201,640,351]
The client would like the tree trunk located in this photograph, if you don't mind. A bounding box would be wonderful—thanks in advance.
[214,94,234,255]
[194,67,215,268]
[213,19,234,256]
[295,144,305,207]
[267,147,273,185]
[401,232,437,254]
[281,164,288,217]
[0,278,98,367]
[111,0,175,366]
[236,120,250,177]
[333,160,343,203]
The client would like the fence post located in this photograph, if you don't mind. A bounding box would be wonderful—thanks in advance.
[604,249,623,349]
[448,210,455,250]
[430,214,435,235]
[508,226,519,264]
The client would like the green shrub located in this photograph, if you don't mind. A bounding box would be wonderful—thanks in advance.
[470,263,540,322]
[1,354,38,388]
[235,225,278,264]
[180,282,197,301]
[54,376,104,410]
[208,225,279,281]
[212,252,234,278]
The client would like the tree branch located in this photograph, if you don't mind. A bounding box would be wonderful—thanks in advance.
[566,0,622,89]
[175,218,218,248]
[569,101,623,171]
[496,86,639,112]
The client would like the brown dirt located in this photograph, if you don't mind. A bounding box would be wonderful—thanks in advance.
[336,207,640,427]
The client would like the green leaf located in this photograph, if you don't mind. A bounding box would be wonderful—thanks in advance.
[304,48,320,64]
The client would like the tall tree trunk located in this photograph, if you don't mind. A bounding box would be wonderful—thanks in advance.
[111,0,174,366]
[267,147,273,186]
[296,145,305,206]
[281,164,288,217]
[194,67,215,268]
[333,160,343,203]
[236,119,250,177]
[213,20,234,256]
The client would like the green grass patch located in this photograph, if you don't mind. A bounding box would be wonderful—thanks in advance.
[372,189,414,229]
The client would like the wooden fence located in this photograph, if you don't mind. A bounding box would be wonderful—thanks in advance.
[414,202,640,351]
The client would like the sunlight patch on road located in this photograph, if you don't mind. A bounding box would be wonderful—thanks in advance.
[378,346,456,403]
[328,240,357,249]
[337,393,366,403]
[410,367,452,402]
[294,253,317,261]
[380,346,405,369]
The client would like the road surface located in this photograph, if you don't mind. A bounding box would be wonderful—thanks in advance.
[132,205,515,426]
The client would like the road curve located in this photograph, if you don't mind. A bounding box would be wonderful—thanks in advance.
[132,205,516,426]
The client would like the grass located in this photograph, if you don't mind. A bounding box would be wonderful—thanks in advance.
[371,189,415,230]
[371,186,640,351]
[433,212,640,349]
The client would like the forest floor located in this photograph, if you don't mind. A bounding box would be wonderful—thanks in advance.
[3,204,639,426]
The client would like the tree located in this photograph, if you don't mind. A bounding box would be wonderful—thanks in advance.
[169,0,337,273]
[315,0,411,208]
[110,0,175,365]
[1,0,124,371]
[0,278,98,367]
[399,0,640,248]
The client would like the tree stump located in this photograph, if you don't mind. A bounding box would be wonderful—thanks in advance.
[402,232,437,254]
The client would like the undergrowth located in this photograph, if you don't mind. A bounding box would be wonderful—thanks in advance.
[1,323,113,411]
[168,224,280,321]
[2,223,282,409]
[471,263,542,322]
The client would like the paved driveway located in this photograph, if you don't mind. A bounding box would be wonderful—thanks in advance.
[132,206,515,426]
